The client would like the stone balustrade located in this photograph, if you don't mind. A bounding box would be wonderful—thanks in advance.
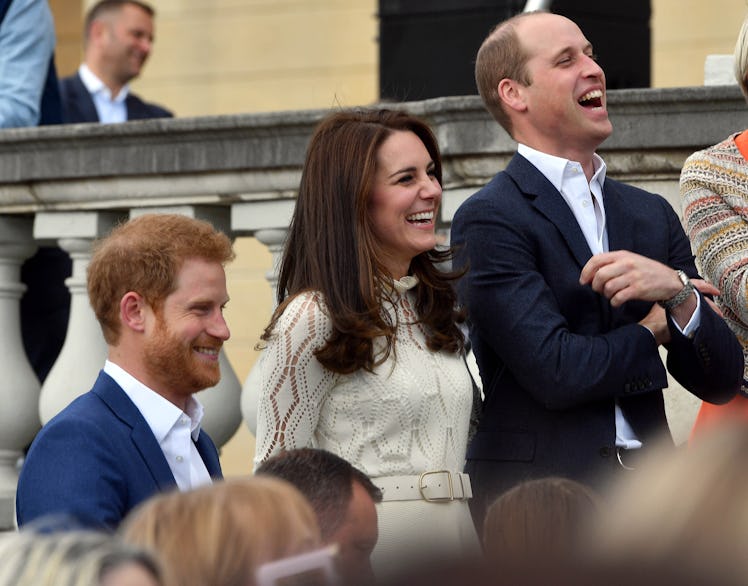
[0,85,744,529]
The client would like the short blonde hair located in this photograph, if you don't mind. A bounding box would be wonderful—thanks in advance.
[0,531,161,586]
[120,477,322,586]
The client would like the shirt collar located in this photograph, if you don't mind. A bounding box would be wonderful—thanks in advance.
[392,275,419,294]
[79,64,130,103]
[517,143,607,193]
[104,359,204,442]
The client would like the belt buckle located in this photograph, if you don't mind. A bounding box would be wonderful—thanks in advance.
[419,470,453,502]
[616,446,636,471]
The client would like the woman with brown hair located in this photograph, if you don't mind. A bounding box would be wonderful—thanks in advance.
[252,108,478,574]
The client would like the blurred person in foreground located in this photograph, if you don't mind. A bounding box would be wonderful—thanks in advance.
[251,108,479,574]
[0,530,162,586]
[16,213,233,529]
[482,476,601,568]
[120,476,328,586]
[60,0,171,124]
[681,12,748,439]
[583,422,748,585]
[256,447,382,585]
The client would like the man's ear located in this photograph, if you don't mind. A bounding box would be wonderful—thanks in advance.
[498,78,528,113]
[88,19,105,45]
[120,292,147,333]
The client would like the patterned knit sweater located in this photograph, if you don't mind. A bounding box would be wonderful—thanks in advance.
[252,281,473,477]
[680,133,748,393]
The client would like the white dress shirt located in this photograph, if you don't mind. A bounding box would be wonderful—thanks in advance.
[518,144,701,449]
[78,64,128,123]
[104,360,212,490]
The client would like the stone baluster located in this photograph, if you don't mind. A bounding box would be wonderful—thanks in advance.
[0,217,40,528]
[36,212,124,424]
[253,228,288,304]
[232,200,294,436]
[129,206,242,448]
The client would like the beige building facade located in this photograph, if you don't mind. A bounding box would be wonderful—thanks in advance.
[45,0,748,476]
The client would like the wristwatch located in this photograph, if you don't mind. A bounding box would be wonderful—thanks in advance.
[657,270,695,310]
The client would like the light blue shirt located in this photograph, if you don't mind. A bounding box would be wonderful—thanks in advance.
[518,143,701,449]
[78,64,129,123]
[0,0,55,128]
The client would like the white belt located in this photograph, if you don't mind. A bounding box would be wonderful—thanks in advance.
[373,471,473,503]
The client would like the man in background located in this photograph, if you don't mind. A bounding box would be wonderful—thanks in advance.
[256,447,382,585]
[60,0,171,123]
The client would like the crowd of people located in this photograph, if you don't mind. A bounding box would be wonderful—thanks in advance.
[5,2,748,586]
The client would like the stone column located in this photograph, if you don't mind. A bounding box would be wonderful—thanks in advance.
[253,228,288,304]
[0,217,40,528]
[232,200,294,437]
[130,206,243,448]
[36,212,124,424]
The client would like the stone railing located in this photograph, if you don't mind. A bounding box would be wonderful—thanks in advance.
[0,85,745,528]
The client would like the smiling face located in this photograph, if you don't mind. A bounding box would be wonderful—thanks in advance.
[95,3,154,89]
[368,130,442,279]
[142,257,230,408]
[505,13,613,163]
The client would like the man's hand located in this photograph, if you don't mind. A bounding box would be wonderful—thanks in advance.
[692,278,723,317]
[639,303,670,345]
[580,251,686,306]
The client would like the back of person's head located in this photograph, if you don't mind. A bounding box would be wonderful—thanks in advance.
[734,13,748,101]
[482,476,601,566]
[256,448,382,541]
[120,476,323,586]
[87,213,234,345]
[587,423,748,581]
[256,449,382,584]
[84,0,155,42]
[475,11,543,134]
[0,530,161,586]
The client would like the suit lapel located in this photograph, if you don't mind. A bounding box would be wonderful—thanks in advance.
[71,74,100,123]
[93,372,177,491]
[506,154,593,269]
[602,179,634,253]
[195,432,223,479]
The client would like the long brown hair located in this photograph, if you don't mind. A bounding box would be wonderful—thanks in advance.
[263,108,464,373]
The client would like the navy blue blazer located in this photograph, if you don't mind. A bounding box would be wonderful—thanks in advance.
[16,371,222,530]
[59,72,172,124]
[451,153,742,521]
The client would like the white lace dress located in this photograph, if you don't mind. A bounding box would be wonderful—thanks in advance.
[252,278,478,572]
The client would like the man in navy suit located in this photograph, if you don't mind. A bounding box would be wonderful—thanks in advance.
[59,0,171,124]
[451,10,743,530]
[16,214,235,529]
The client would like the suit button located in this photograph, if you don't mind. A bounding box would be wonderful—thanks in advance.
[599,447,611,458]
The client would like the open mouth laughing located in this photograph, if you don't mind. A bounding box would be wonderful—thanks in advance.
[578,89,603,108]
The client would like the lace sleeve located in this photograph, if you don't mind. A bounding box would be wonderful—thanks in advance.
[253,292,337,467]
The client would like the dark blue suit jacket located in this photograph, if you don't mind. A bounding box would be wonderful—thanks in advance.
[59,72,172,123]
[451,153,742,521]
[16,371,222,529]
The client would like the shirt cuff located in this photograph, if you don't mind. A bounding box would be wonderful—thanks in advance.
[669,291,701,337]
